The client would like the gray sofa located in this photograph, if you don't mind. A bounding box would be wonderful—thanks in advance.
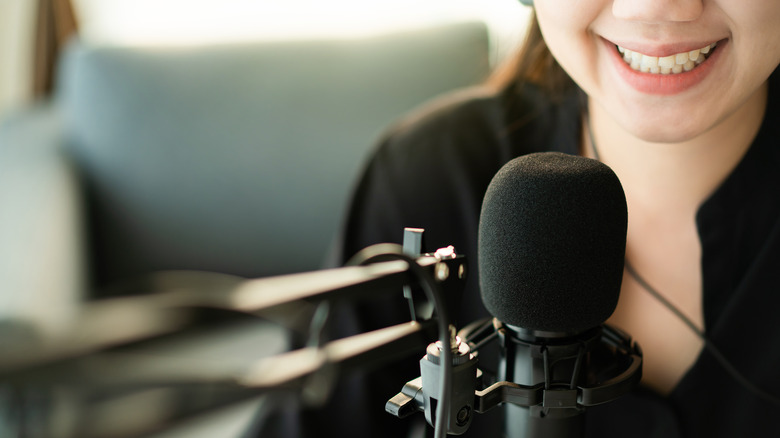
[0,21,490,324]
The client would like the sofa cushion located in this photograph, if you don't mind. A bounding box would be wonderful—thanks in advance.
[57,22,490,290]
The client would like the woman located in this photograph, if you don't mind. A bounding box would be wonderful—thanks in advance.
[334,1,780,437]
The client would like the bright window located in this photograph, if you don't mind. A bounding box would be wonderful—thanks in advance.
[74,0,531,60]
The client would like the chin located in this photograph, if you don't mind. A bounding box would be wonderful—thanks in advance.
[631,126,701,144]
[618,108,714,145]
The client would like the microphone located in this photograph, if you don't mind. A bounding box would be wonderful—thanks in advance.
[387,152,642,437]
[478,151,626,334]
[478,151,631,437]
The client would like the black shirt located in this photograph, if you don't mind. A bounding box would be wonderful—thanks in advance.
[333,69,780,437]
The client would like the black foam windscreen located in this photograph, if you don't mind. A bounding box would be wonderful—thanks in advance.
[478,152,627,333]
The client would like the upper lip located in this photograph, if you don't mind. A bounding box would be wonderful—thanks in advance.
[602,37,724,57]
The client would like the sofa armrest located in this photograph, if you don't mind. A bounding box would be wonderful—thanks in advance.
[0,102,86,334]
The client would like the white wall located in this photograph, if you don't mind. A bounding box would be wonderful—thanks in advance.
[0,0,531,117]
[0,0,35,118]
[72,0,532,64]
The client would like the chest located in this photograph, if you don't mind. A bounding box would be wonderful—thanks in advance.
[606,198,708,394]
[608,275,704,395]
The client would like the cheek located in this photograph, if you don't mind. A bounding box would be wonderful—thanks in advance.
[534,1,582,47]
[731,6,780,73]
[717,3,780,105]
[534,2,603,91]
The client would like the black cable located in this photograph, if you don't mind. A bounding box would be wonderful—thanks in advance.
[471,330,499,353]
[622,261,705,339]
[458,318,495,351]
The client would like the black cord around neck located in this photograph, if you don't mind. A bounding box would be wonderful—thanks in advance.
[584,112,780,406]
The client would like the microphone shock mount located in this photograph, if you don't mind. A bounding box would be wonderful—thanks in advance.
[387,318,642,437]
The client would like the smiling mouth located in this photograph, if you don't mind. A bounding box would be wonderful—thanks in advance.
[616,42,718,74]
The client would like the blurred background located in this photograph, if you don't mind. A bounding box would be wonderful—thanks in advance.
[0,0,532,332]
[1,0,531,117]
[0,1,531,437]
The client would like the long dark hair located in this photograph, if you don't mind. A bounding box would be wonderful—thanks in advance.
[487,11,575,100]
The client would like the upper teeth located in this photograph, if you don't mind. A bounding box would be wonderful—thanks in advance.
[617,43,717,74]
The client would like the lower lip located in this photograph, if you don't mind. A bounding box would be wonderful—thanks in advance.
[605,38,725,96]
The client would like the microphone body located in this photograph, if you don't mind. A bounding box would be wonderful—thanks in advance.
[479,152,629,437]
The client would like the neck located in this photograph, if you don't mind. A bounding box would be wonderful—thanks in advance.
[584,83,768,216]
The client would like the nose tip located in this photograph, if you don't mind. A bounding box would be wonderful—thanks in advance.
[613,0,704,23]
